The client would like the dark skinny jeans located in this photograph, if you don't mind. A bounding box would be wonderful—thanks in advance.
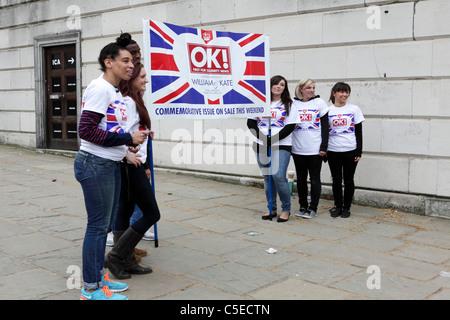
[115,163,160,235]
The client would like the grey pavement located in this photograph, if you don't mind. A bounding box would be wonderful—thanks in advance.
[0,144,449,301]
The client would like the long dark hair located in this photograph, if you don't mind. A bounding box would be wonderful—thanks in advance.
[119,63,151,130]
[271,75,292,115]
[329,82,351,104]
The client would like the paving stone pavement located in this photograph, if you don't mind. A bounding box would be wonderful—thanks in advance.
[0,144,449,301]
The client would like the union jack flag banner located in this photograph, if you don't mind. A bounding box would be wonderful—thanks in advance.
[142,20,271,119]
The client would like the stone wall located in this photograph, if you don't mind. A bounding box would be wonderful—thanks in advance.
[0,0,449,215]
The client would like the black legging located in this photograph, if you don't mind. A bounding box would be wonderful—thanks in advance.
[327,150,358,210]
[292,154,323,212]
[115,163,160,235]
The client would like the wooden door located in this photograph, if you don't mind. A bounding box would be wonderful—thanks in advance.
[45,44,78,150]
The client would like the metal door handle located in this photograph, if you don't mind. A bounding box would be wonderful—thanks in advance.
[49,94,65,100]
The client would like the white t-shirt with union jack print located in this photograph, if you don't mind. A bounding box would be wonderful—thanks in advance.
[124,96,149,165]
[80,76,128,161]
[328,103,365,152]
[253,100,299,147]
[291,97,329,155]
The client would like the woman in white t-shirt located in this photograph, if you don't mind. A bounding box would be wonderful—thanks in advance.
[74,37,147,300]
[247,75,299,222]
[105,63,160,280]
[291,79,329,219]
[327,82,365,218]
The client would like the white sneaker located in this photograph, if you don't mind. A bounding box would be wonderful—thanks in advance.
[106,232,114,247]
[302,210,318,219]
[142,230,154,241]
[294,208,308,218]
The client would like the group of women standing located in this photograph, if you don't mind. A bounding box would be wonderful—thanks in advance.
[74,34,159,300]
[73,30,364,300]
[248,76,365,223]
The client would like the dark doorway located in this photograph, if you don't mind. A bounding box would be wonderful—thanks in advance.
[44,44,78,150]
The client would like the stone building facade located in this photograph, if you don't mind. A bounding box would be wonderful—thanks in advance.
[1,0,449,216]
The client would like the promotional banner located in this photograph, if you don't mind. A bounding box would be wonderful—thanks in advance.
[142,20,271,119]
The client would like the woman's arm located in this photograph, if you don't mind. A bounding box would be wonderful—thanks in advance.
[78,110,134,146]
[354,122,363,161]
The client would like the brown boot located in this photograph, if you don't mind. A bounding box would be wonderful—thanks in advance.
[134,247,147,257]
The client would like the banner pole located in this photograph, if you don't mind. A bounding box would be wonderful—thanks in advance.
[268,116,273,221]
[149,137,159,248]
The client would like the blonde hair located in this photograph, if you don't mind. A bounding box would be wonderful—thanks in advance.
[295,78,315,100]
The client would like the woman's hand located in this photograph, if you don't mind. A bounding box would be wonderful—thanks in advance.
[126,153,143,168]
[128,145,140,153]
[131,131,147,145]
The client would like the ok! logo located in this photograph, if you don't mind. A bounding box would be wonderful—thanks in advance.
[333,115,347,126]
[188,43,231,75]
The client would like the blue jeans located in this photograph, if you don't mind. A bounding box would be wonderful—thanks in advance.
[130,206,142,226]
[256,148,291,213]
[74,151,121,290]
